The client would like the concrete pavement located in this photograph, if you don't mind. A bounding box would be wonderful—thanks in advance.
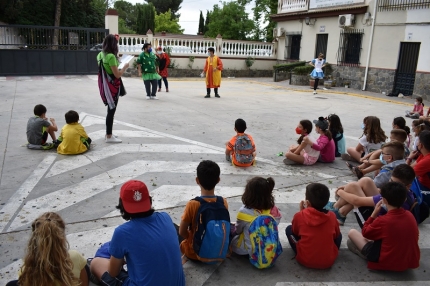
[0,75,428,285]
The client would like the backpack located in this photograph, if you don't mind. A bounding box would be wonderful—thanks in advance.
[192,196,231,264]
[408,179,430,224]
[98,56,122,109]
[237,209,283,269]
[234,134,254,165]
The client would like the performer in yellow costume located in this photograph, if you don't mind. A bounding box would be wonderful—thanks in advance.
[203,47,223,98]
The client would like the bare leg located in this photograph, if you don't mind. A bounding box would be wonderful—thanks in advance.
[285,152,305,164]
[347,146,362,162]
[47,126,57,141]
[348,229,370,251]
[361,163,383,175]
[90,257,110,281]
[357,177,380,196]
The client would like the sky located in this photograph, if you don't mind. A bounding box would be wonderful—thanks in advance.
[124,0,255,35]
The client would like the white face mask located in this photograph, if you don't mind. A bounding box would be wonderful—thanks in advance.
[157,51,162,54]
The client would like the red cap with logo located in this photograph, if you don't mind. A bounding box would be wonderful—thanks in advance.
[120,180,151,213]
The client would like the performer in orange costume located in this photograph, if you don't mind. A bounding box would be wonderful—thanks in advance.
[203,47,223,98]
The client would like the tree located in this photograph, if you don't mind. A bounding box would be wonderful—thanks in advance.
[205,2,255,40]
[137,3,155,35]
[204,10,210,34]
[52,0,62,49]
[155,9,184,34]
[147,0,182,18]
[239,0,277,42]
[114,0,139,32]
[198,11,204,35]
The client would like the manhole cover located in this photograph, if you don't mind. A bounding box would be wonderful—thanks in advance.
[315,96,328,99]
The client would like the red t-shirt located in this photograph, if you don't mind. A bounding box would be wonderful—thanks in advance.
[291,207,340,269]
[363,208,420,271]
[414,153,430,189]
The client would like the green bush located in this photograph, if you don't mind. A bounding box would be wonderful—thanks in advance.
[273,61,306,72]
[323,63,333,76]
[292,65,314,75]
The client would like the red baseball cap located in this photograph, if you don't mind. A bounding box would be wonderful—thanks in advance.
[120,180,151,213]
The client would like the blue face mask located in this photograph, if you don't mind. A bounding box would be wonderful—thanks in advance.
[379,153,387,165]
[148,48,152,53]
[361,123,365,130]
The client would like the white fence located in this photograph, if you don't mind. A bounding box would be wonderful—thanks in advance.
[118,33,276,58]
[278,0,309,13]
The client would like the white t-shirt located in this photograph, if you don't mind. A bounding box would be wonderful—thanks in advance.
[304,134,320,158]
[412,137,420,152]
[358,136,384,155]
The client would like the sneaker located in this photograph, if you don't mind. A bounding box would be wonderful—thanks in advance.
[105,136,122,143]
[146,96,151,100]
[158,88,161,92]
[166,88,169,92]
[53,140,61,148]
[225,154,231,162]
[283,158,296,165]
[151,96,159,100]
[324,201,337,211]
[87,258,100,285]
[41,142,55,150]
[215,94,220,98]
[313,91,317,95]
[345,161,354,172]
[204,94,210,98]
[352,166,364,180]
[347,239,367,260]
[332,209,346,225]
[341,153,353,161]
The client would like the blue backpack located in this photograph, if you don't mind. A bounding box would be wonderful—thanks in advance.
[409,178,430,224]
[192,196,231,264]
[234,134,254,164]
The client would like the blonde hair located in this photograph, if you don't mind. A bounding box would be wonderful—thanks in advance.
[19,212,79,286]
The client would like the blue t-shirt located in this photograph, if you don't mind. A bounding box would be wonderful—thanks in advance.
[372,191,414,216]
[110,212,185,286]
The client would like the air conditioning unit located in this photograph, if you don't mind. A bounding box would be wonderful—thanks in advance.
[338,14,355,27]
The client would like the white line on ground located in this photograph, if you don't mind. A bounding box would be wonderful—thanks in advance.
[8,160,333,231]
[0,155,56,232]
[87,129,162,141]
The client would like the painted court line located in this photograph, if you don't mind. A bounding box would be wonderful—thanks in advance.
[8,160,332,231]
[0,155,56,233]
[87,129,162,141]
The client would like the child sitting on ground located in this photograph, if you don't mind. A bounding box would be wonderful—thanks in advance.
[179,160,230,262]
[325,164,416,226]
[420,106,430,120]
[57,110,92,155]
[231,177,282,268]
[342,116,387,163]
[303,117,335,163]
[26,104,58,150]
[347,182,420,271]
[412,130,430,205]
[392,116,412,148]
[225,118,256,167]
[406,96,424,119]
[347,130,408,179]
[328,114,346,157]
[407,119,426,165]
[284,120,320,165]
[286,183,341,269]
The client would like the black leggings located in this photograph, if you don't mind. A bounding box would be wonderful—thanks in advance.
[106,100,118,136]
[207,88,218,95]
[313,78,320,91]
[158,77,169,89]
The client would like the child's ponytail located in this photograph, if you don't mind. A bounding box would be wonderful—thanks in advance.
[297,120,313,144]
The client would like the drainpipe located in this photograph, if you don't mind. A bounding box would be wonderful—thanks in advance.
[363,0,378,91]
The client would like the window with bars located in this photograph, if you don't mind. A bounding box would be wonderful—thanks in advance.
[285,34,302,60]
[337,29,363,66]
[315,34,328,59]
[379,0,430,11]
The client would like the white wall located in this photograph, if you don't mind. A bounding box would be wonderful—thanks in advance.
[165,57,276,70]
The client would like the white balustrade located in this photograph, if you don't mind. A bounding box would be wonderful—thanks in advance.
[278,0,309,13]
[222,41,275,57]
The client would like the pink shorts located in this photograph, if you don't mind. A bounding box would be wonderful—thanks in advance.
[303,153,318,166]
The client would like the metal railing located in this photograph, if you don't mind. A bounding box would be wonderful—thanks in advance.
[0,24,108,50]
[278,0,309,13]
[378,0,430,11]
[337,29,364,66]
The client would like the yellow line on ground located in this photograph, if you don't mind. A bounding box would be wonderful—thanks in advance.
[168,78,414,107]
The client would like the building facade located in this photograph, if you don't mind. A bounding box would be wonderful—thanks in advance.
[271,0,430,99]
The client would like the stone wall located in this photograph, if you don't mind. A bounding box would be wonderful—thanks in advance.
[123,68,273,78]
[414,72,430,101]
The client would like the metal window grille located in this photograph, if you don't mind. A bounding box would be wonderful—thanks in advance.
[285,34,301,60]
[315,34,328,59]
[379,0,430,11]
[337,29,364,66]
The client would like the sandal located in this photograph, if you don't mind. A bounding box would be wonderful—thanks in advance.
[345,162,354,172]
[352,167,364,180]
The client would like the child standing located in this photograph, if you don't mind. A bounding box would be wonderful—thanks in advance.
[406,96,424,119]
[179,160,229,262]
[231,177,282,265]
[26,104,58,149]
[328,114,346,157]
[57,110,92,155]
[284,120,320,165]
[309,53,326,95]
[226,118,256,167]
[347,182,420,271]
[303,117,335,163]
[342,116,387,163]
[286,183,341,269]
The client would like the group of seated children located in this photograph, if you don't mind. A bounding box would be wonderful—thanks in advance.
[26,104,91,154]
[8,158,423,286]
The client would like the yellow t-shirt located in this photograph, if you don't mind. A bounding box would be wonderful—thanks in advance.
[57,123,89,155]
[18,249,86,284]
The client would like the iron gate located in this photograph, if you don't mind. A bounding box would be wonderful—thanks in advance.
[392,42,421,96]
[0,24,109,76]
